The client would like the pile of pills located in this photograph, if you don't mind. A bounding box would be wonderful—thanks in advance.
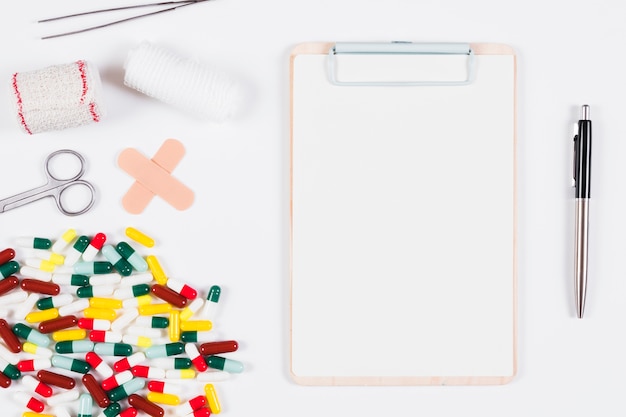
[0,227,243,417]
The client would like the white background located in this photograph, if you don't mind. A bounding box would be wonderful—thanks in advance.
[0,0,624,416]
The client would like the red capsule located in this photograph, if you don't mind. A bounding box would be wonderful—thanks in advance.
[38,315,78,334]
[0,276,19,296]
[128,394,164,417]
[0,248,16,265]
[20,279,60,295]
[192,408,212,417]
[0,319,22,353]
[82,373,111,408]
[0,371,11,388]
[151,284,187,308]
[199,340,239,356]
[37,369,76,389]
[119,408,138,417]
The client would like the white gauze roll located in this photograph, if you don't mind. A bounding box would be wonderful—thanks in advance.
[10,60,105,135]
[124,42,241,122]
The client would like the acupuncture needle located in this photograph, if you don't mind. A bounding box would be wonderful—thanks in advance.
[39,0,211,40]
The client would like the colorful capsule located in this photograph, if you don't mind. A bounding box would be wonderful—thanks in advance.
[23,374,53,397]
[185,343,208,372]
[90,273,122,286]
[134,316,169,329]
[83,307,117,321]
[128,394,164,417]
[139,303,172,316]
[47,389,80,406]
[200,285,221,320]
[176,395,207,416]
[102,245,133,277]
[52,328,87,342]
[25,308,59,323]
[125,228,155,248]
[122,294,152,309]
[23,342,53,358]
[39,315,78,334]
[113,284,151,300]
[15,391,45,413]
[131,365,166,379]
[77,286,115,298]
[51,229,77,253]
[74,261,114,275]
[83,374,111,408]
[147,391,180,406]
[151,285,187,308]
[51,355,90,374]
[100,403,122,417]
[13,323,51,347]
[58,298,90,316]
[78,392,94,417]
[116,242,148,272]
[52,273,90,286]
[169,310,180,342]
[85,352,114,378]
[122,334,152,348]
[0,275,19,296]
[0,319,22,353]
[64,235,91,266]
[82,233,107,262]
[119,273,153,287]
[37,294,74,310]
[17,237,51,250]
[90,331,123,343]
[150,358,192,370]
[180,331,216,344]
[90,298,123,310]
[37,369,76,389]
[107,377,146,402]
[180,320,212,332]
[111,309,139,332]
[101,370,133,391]
[144,342,184,359]
[165,279,197,300]
[78,318,111,331]
[205,356,244,373]
[94,342,133,357]
[25,257,56,273]
[204,384,221,414]
[147,380,183,394]
[146,256,167,285]
[165,369,195,379]
[19,266,52,282]
[0,357,21,379]
[33,250,65,265]
[180,298,204,321]
[17,358,52,372]
[0,260,20,279]
[114,352,146,373]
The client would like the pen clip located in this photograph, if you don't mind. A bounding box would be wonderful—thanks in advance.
[572,132,578,188]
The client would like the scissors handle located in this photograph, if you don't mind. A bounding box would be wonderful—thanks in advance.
[53,180,97,216]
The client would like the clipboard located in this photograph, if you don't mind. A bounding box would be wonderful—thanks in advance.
[289,42,517,386]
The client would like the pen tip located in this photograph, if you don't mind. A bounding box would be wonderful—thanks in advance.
[581,105,590,120]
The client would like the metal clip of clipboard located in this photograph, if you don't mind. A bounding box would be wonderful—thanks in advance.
[327,42,475,86]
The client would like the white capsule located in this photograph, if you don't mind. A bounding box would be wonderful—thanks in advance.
[25,258,56,272]
[151,380,184,394]
[53,406,72,417]
[63,247,83,266]
[180,298,204,321]
[82,286,115,297]
[119,273,153,287]
[22,374,46,392]
[96,331,123,343]
[32,250,65,265]
[28,358,52,370]
[51,230,77,254]
[25,344,54,359]
[112,287,138,300]
[19,266,52,282]
[0,344,19,364]
[46,389,80,406]
[125,352,147,368]
[90,273,122,286]
[137,366,166,379]
[165,369,195,379]
[125,326,162,339]
[122,334,152,348]
[122,296,151,308]
[12,293,40,320]
[111,309,139,332]
[196,370,231,382]
[52,274,83,286]
[15,392,41,409]
[58,298,90,316]
[0,290,27,305]
[85,319,111,331]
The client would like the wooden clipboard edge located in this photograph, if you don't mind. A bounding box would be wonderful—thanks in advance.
[288,42,518,386]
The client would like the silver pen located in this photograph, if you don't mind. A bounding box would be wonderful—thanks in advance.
[573,105,592,318]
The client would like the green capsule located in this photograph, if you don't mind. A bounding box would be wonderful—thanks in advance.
[172,358,192,369]
[207,285,221,302]
[101,246,133,277]
[76,286,97,298]
[55,341,95,354]
[33,237,52,250]
[73,236,91,252]
[13,323,51,347]
[101,403,121,417]
[130,284,150,297]
[116,242,148,272]
[51,354,90,374]
[37,297,55,310]
[108,378,145,402]
[0,261,19,278]
[144,342,185,359]
[94,342,133,357]
[205,355,244,373]
[0,361,21,379]
[75,261,113,275]
[151,317,169,328]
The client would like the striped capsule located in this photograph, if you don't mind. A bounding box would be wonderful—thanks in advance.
[146,256,167,285]
[17,358,52,372]
[77,286,115,298]
[144,342,184,359]
[147,380,183,394]
[55,341,95,354]
[52,328,87,342]
[78,392,94,417]
[78,318,111,331]
[37,369,76,389]
[205,356,244,373]
[52,273,90,286]
[116,242,148,272]
[165,279,197,300]
[111,309,139,332]
[180,298,204,321]
[0,319,22,352]
[74,262,114,275]
[169,310,180,342]
[90,331,123,343]
[84,307,117,321]
[37,294,74,310]
[0,275,19,296]
[176,395,207,416]
[204,384,221,414]
[131,365,166,379]
[102,245,133,277]
[0,261,20,278]
[99,403,122,417]
[82,233,107,262]
[51,355,90,374]
[185,343,208,372]
[149,358,192,370]
[128,394,164,417]
[0,357,21,379]
[13,323,51,347]
[200,285,221,320]
[83,374,111,408]
[90,273,122,286]
[64,235,91,266]
[146,391,180,406]
[165,369,195,379]
[19,266,51,282]
[25,308,59,323]
[89,298,123,312]
[23,342,53,358]
[125,227,155,248]
[113,284,150,300]
[23,374,53,397]
[51,229,77,253]
[17,237,52,250]
[122,294,152,309]
[134,316,169,329]
[58,298,90,316]
[15,391,45,413]
[114,352,146,373]
[102,370,133,391]
[95,342,133,357]
[107,377,146,402]
[180,331,217,344]
[85,352,114,378]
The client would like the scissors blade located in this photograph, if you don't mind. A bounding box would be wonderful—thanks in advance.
[0,183,58,213]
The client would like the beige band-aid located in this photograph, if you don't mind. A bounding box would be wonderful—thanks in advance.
[118,139,194,214]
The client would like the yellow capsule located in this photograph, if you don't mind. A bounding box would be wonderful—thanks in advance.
[204,384,221,414]
[25,308,59,323]
[166,369,195,379]
[180,320,212,332]
[125,227,155,248]
[89,297,123,310]
[49,252,65,265]
[134,336,153,348]
[139,303,172,316]
[146,391,180,406]
[169,311,180,342]
[23,342,52,357]
[38,259,56,272]
[23,413,55,417]
[62,228,77,243]
[52,328,87,342]
[83,307,117,321]
[134,294,153,307]
[146,255,168,285]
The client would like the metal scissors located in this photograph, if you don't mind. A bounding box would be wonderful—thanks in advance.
[0,149,96,216]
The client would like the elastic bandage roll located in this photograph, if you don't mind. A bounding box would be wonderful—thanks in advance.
[124,41,241,122]
[10,61,104,135]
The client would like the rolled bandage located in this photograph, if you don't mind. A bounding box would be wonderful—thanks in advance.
[124,41,241,122]
[10,60,105,135]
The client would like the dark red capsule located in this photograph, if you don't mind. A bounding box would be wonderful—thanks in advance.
[38,315,78,334]
[0,276,19,296]
[0,319,22,353]
[37,370,76,389]
[151,285,187,308]
[82,373,111,408]
[128,394,164,417]
[0,248,16,265]
[199,340,239,356]
[0,371,11,389]
[20,279,60,295]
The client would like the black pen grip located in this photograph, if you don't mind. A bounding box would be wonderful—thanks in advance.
[574,120,592,198]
